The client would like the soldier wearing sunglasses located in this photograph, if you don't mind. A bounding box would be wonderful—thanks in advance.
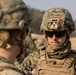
[19,7,76,75]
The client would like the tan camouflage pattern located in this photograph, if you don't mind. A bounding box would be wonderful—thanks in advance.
[40,7,75,32]
[34,50,76,75]
[18,51,39,71]
[0,0,31,29]
[19,44,76,75]
[0,56,25,75]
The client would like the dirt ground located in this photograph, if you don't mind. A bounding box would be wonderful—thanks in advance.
[70,37,76,50]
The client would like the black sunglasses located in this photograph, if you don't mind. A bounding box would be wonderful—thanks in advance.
[45,31,66,38]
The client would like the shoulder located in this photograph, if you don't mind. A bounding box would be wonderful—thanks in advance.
[23,51,39,62]
[19,52,39,71]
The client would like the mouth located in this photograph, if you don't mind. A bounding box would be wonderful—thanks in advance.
[50,41,60,46]
[51,41,58,44]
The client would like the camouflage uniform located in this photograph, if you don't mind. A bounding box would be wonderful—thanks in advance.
[19,7,76,75]
[0,0,32,75]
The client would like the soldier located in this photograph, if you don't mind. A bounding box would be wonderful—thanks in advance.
[19,7,76,75]
[0,0,32,75]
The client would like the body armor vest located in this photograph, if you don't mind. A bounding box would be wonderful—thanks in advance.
[35,50,76,75]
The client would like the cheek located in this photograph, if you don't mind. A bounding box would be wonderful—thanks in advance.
[47,37,52,43]
[58,36,66,46]
[10,45,21,56]
[47,35,66,46]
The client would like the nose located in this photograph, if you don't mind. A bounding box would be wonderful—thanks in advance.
[52,34,57,40]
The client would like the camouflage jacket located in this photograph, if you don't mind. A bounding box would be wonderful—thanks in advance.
[0,56,25,75]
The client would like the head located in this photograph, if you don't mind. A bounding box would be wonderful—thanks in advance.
[40,7,75,49]
[0,0,31,57]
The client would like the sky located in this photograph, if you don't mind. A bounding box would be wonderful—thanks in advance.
[23,0,76,20]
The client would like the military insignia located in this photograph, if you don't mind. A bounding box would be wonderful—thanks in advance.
[49,23,58,29]
[48,20,59,29]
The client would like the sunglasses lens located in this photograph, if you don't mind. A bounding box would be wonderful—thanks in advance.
[46,31,66,38]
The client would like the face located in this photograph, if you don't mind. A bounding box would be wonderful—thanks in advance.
[8,45,21,57]
[45,31,66,49]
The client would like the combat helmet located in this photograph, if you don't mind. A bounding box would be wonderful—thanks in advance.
[0,0,31,30]
[40,7,75,33]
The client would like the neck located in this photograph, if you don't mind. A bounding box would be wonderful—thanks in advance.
[0,46,20,63]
